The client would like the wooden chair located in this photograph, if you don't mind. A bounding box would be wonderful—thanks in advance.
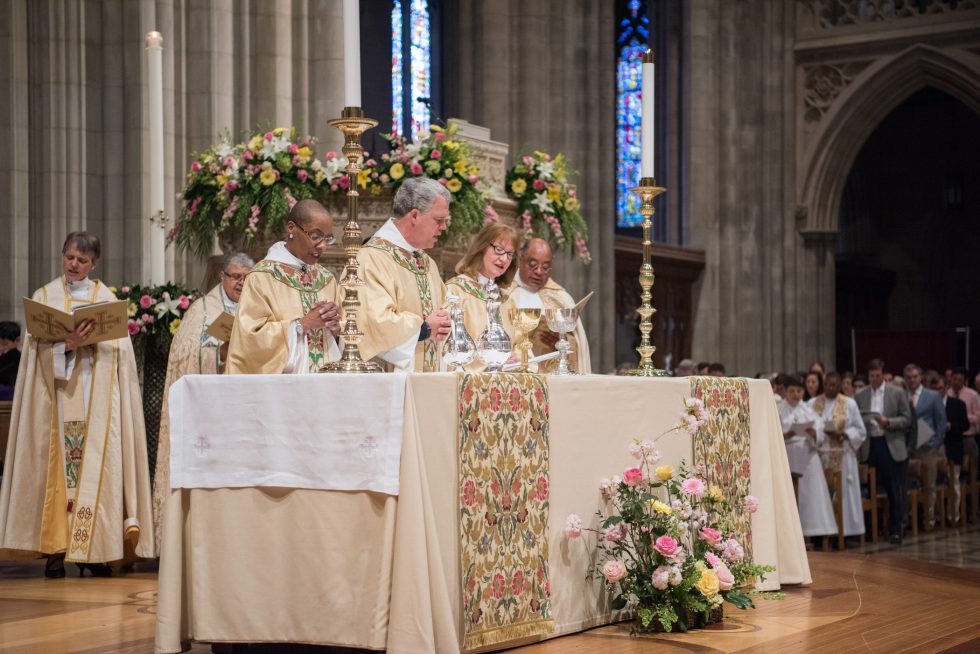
[962,454,979,524]
[859,463,886,545]
[910,456,949,532]
[822,447,846,550]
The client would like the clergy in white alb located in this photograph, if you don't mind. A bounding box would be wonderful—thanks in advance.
[226,200,342,375]
[151,252,253,551]
[778,377,837,538]
[505,237,592,374]
[445,222,520,371]
[358,177,452,372]
[0,232,154,575]
[808,372,867,537]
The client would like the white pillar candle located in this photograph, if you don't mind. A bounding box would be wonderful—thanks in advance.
[145,31,166,284]
[641,50,654,179]
[343,0,362,107]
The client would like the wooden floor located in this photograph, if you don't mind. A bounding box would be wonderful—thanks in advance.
[3,526,980,653]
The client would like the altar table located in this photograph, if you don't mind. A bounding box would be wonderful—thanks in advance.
[155,374,809,654]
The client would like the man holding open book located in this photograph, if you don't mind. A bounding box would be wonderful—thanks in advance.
[0,232,154,577]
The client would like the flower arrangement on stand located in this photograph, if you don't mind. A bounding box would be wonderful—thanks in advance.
[506,151,591,263]
[364,123,489,246]
[565,397,775,633]
[171,127,346,257]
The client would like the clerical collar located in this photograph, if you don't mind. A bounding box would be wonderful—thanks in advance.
[219,285,237,312]
[375,218,422,257]
[65,277,93,299]
[266,241,310,273]
[477,273,491,286]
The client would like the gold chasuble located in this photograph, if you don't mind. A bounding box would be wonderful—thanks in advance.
[226,260,340,374]
[0,278,154,562]
[446,274,516,372]
[359,237,446,372]
[151,285,229,552]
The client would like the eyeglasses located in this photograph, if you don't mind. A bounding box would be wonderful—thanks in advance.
[222,271,247,282]
[525,259,552,273]
[293,223,336,246]
[489,244,516,260]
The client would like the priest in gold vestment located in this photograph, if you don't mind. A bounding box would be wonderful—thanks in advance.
[445,222,519,371]
[0,232,154,578]
[359,177,452,371]
[227,200,342,374]
[505,237,592,374]
[150,251,253,551]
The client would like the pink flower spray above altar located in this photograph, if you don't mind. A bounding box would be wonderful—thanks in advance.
[171,127,346,257]
[565,397,775,633]
[506,151,591,264]
[112,282,196,343]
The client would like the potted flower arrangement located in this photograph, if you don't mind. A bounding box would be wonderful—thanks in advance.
[506,151,591,263]
[565,397,774,633]
[170,127,346,258]
[364,123,489,245]
[113,282,196,480]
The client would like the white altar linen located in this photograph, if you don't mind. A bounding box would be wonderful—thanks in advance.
[168,372,406,495]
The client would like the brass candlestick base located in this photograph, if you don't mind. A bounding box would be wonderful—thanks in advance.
[624,177,669,377]
[321,107,382,373]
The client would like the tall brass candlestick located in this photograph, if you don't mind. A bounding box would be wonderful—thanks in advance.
[321,107,383,373]
[625,178,669,377]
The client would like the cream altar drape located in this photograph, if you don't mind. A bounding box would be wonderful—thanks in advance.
[155,375,808,653]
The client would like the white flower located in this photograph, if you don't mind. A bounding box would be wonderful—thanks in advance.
[537,160,555,179]
[668,565,683,586]
[564,514,583,538]
[531,191,553,213]
[651,566,670,590]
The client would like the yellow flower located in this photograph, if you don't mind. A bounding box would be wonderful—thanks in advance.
[443,141,459,151]
[707,486,724,502]
[695,569,720,598]
[298,146,312,158]
[468,165,479,177]
[248,135,263,152]
[128,303,138,317]
[454,161,468,176]
[315,171,325,185]
[108,286,118,294]
[259,170,277,186]
[547,186,561,203]
[650,500,672,515]
[390,162,405,180]
[565,197,580,211]
[169,318,182,336]
[655,465,674,481]
[511,178,528,195]
[273,127,285,136]
[430,124,444,132]
[217,174,228,187]
[357,169,371,188]
[447,178,463,193]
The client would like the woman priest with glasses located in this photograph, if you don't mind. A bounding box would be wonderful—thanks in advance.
[225,199,342,374]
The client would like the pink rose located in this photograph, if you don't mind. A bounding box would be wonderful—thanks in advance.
[288,143,299,154]
[469,175,479,184]
[651,566,670,590]
[264,131,274,141]
[127,321,140,336]
[177,295,190,310]
[564,513,583,538]
[654,535,678,557]
[326,151,337,160]
[716,564,735,590]
[434,131,445,141]
[705,552,722,568]
[121,286,130,294]
[744,495,759,513]
[190,161,202,172]
[533,179,546,190]
[243,150,252,161]
[681,478,706,497]
[721,538,745,561]
[438,178,447,186]
[601,560,628,583]
[139,294,154,309]
[430,149,442,159]
[410,162,423,175]
[602,524,625,542]
[297,169,309,183]
[622,467,643,486]
[700,527,722,544]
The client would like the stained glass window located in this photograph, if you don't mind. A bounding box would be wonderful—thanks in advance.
[391,0,431,140]
[616,0,649,228]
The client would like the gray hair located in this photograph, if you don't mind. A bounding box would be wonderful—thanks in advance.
[392,177,451,217]
[223,251,255,271]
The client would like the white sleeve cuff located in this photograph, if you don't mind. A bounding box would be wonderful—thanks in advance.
[283,320,309,374]
[377,330,419,371]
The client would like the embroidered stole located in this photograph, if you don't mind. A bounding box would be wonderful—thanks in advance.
[813,394,848,432]
[447,275,486,301]
[364,237,438,372]
[250,260,334,372]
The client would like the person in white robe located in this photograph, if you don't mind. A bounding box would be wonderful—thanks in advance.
[226,200,342,374]
[808,371,867,538]
[779,376,837,538]
[150,252,253,551]
[0,232,154,577]
[504,237,592,374]
[358,177,452,371]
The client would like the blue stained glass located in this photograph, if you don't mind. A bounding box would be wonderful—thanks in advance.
[616,2,649,228]
[391,0,403,138]
[409,0,431,139]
